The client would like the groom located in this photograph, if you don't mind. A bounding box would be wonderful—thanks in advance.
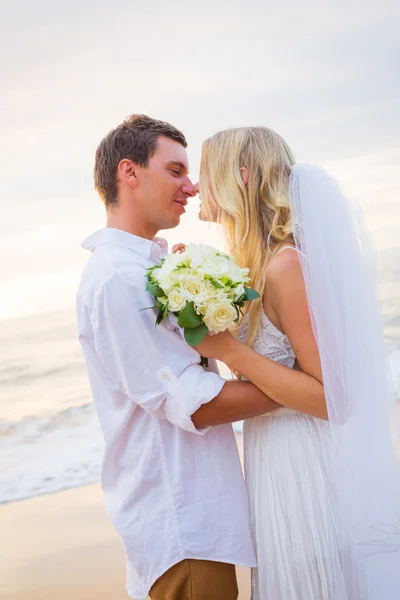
[76,114,279,600]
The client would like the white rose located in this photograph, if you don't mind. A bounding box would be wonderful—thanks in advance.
[167,289,187,312]
[158,273,178,294]
[194,281,222,312]
[202,280,220,299]
[196,304,208,316]
[181,275,204,302]
[204,300,237,333]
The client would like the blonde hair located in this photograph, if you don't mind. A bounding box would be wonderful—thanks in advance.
[200,127,295,344]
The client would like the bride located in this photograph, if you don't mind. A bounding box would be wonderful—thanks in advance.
[193,127,400,599]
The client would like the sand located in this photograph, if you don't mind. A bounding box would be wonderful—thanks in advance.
[0,435,250,600]
[0,484,250,600]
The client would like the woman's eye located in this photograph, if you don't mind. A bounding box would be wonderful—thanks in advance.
[171,169,180,176]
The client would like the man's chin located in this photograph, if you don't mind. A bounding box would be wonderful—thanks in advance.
[161,216,181,231]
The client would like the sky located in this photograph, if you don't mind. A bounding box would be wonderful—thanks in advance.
[0,0,399,321]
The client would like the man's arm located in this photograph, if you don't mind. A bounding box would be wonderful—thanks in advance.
[192,380,280,429]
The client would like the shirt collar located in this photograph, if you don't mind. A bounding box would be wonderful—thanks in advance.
[81,228,168,260]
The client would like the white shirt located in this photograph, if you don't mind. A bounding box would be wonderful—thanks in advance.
[76,228,256,600]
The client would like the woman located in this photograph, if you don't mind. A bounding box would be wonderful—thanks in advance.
[194,127,400,600]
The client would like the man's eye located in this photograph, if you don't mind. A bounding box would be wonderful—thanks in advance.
[170,169,180,176]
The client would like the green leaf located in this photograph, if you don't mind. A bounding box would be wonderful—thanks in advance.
[244,287,260,301]
[236,293,246,303]
[200,356,209,368]
[146,282,165,298]
[178,302,203,329]
[220,276,232,286]
[138,305,157,312]
[211,279,225,290]
[156,310,164,325]
[184,324,209,346]
[146,265,161,279]
[233,304,240,323]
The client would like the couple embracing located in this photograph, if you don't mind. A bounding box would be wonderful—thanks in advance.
[76,115,400,600]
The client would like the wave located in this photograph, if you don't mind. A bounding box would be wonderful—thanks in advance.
[0,402,103,505]
[1,344,399,505]
[0,360,84,386]
[0,402,94,439]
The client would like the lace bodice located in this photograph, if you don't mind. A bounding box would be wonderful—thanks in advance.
[237,309,297,417]
[238,309,296,368]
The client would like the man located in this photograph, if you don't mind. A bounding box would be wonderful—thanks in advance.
[76,114,279,600]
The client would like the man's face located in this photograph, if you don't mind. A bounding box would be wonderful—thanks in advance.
[135,136,195,231]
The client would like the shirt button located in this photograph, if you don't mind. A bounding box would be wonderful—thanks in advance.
[162,372,170,380]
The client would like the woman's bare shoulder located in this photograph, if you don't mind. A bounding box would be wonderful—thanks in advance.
[265,247,302,287]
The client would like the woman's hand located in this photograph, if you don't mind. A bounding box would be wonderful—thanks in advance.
[194,330,241,362]
[172,243,186,254]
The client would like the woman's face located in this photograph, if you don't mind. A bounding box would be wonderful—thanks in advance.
[195,181,219,223]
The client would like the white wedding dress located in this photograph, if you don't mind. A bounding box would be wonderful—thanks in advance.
[237,166,400,600]
[238,255,349,599]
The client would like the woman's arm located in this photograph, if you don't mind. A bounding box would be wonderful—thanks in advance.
[195,252,328,420]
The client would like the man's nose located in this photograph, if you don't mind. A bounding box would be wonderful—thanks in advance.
[182,177,197,198]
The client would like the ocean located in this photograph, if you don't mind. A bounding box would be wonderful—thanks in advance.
[1,278,400,505]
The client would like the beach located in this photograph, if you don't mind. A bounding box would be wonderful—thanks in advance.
[1,307,399,599]
[0,483,251,600]
[1,435,250,600]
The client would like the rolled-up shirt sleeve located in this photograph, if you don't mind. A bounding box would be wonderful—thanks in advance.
[90,271,225,434]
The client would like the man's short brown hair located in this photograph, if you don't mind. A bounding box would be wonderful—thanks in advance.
[94,114,187,207]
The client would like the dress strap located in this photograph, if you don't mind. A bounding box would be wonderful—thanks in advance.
[275,245,298,257]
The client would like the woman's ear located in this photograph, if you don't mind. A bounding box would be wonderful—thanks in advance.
[240,167,249,185]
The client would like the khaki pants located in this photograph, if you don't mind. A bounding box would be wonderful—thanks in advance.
[149,559,238,600]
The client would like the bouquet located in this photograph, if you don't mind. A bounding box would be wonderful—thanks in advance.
[145,244,259,363]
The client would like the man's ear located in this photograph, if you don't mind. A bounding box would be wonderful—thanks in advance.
[240,167,249,185]
[118,159,138,189]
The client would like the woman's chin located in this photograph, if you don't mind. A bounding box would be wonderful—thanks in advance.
[198,210,210,222]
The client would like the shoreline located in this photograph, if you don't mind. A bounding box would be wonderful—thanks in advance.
[1,433,249,600]
[0,481,250,600]
[0,478,100,508]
